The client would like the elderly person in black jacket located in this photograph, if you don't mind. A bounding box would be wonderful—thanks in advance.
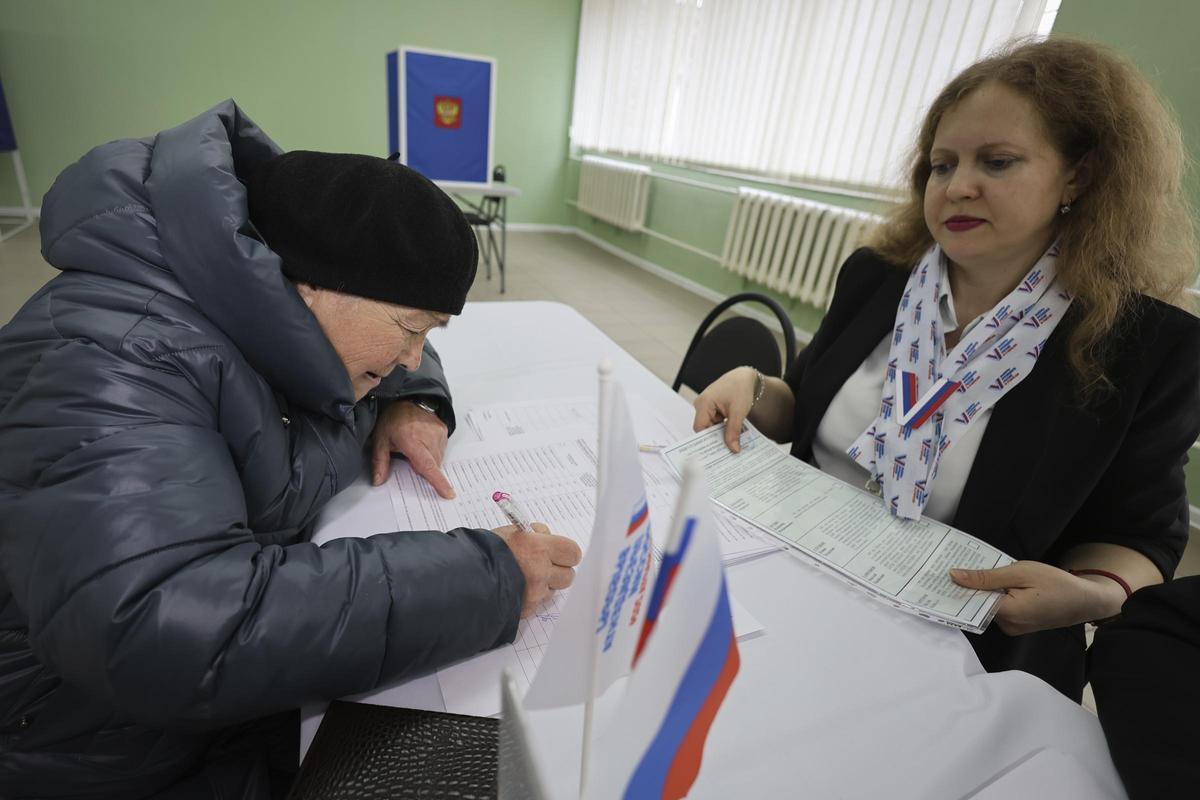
[0,101,579,799]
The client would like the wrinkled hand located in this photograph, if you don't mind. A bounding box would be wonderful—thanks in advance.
[693,366,758,452]
[492,522,583,618]
[370,400,454,497]
[949,560,1115,636]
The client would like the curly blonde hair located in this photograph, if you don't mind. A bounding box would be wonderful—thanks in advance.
[869,37,1198,396]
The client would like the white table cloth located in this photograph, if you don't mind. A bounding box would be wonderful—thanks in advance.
[301,301,1125,799]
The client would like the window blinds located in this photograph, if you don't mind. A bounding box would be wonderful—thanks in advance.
[569,0,1057,193]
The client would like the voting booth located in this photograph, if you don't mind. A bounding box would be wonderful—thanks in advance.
[386,46,496,186]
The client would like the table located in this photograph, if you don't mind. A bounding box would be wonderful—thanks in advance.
[437,181,521,294]
[302,301,1126,799]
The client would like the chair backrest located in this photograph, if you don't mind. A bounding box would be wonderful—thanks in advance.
[672,292,798,393]
[480,164,506,215]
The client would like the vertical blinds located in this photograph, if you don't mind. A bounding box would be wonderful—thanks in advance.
[570,0,1057,194]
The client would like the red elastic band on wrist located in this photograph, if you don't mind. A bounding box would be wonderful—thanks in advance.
[1070,568,1132,599]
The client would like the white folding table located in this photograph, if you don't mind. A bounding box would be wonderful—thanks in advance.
[301,301,1126,799]
[437,181,521,293]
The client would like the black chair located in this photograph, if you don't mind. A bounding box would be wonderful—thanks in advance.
[462,165,507,292]
[672,292,798,393]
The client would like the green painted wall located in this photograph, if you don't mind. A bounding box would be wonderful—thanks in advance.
[1053,0,1200,222]
[1051,0,1200,510]
[0,0,581,224]
[565,0,1200,326]
[565,155,891,334]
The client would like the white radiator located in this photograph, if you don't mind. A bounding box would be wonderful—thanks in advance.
[721,187,882,308]
[576,155,651,232]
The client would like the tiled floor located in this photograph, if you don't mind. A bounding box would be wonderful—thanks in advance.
[0,224,57,324]
[464,230,721,386]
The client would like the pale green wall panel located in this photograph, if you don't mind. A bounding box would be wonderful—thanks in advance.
[564,154,889,332]
[1052,0,1200,510]
[566,0,1200,330]
[1053,0,1200,223]
[0,0,581,224]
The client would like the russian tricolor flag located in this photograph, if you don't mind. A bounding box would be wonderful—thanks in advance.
[898,374,960,430]
[586,461,740,800]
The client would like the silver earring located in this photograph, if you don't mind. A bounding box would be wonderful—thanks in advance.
[1059,203,1072,215]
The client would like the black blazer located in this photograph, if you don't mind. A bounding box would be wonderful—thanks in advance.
[784,249,1200,700]
[1089,576,1200,798]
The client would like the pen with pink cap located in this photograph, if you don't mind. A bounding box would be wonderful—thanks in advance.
[492,491,535,533]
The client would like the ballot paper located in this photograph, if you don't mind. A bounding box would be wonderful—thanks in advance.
[388,428,776,566]
[457,395,677,448]
[383,423,768,717]
[662,423,1012,634]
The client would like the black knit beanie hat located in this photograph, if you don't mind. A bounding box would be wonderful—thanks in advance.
[247,151,478,315]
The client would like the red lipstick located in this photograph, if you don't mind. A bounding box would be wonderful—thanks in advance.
[945,216,985,232]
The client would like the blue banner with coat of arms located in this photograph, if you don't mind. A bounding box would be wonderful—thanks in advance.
[388,47,494,184]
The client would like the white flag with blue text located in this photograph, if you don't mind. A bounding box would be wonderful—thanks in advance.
[523,368,655,709]
[585,459,740,800]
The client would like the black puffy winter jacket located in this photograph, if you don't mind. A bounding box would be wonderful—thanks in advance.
[0,101,522,798]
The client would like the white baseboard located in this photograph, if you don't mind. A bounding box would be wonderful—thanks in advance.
[0,205,39,219]
[569,227,813,345]
[505,223,574,234]
[571,228,727,304]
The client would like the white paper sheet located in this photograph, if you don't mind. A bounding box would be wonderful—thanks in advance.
[388,427,776,570]
[457,395,678,448]
[379,416,769,719]
[662,423,1012,633]
[388,429,600,537]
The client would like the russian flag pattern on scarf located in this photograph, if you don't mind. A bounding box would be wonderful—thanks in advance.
[847,243,1072,519]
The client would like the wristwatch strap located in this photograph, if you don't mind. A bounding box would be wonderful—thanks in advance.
[410,396,441,416]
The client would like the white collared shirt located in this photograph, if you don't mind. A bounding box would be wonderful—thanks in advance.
[811,278,993,524]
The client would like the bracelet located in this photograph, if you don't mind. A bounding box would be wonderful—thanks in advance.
[1069,568,1133,599]
[748,368,767,409]
[410,397,441,417]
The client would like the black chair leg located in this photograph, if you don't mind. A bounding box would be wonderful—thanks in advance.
[476,226,493,281]
[487,225,503,293]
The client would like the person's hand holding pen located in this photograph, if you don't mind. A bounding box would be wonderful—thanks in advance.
[491,491,582,617]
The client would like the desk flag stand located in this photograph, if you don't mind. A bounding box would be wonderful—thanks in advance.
[0,75,34,243]
[500,361,741,799]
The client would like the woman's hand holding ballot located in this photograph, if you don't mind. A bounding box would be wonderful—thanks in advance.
[950,561,1124,635]
[493,522,583,618]
[952,542,1162,634]
[692,365,796,450]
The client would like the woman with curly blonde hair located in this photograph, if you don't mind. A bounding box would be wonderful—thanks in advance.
[695,37,1200,701]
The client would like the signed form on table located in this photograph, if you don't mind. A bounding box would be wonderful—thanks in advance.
[662,423,1012,633]
[382,401,768,716]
